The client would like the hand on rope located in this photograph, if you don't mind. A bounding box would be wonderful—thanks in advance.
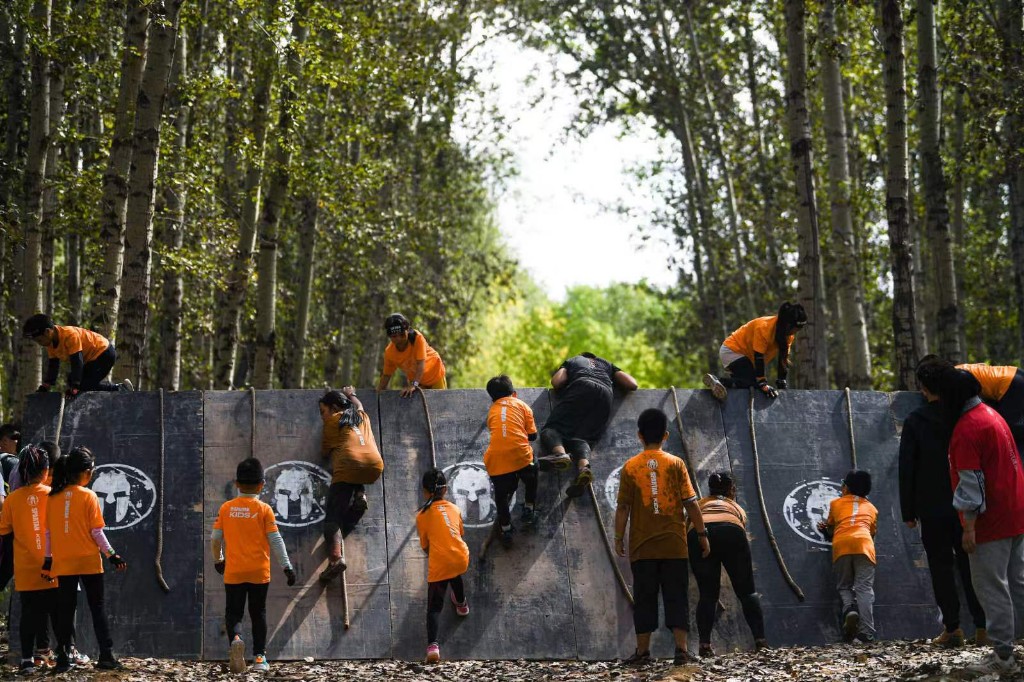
[756,379,778,399]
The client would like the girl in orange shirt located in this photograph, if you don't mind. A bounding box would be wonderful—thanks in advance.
[45,447,127,672]
[416,468,470,663]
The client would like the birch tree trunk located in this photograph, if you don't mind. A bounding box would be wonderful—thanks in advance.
[212,0,279,388]
[253,12,307,389]
[90,0,148,337]
[114,0,184,387]
[784,0,829,388]
[40,29,66,318]
[17,0,51,414]
[65,92,82,324]
[878,0,920,389]
[1001,0,1024,365]
[950,85,968,355]
[820,0,872,388]
[282,194,318,388]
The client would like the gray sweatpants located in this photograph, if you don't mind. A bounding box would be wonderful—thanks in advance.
[834,554,875,637]
[969,534,1024,659]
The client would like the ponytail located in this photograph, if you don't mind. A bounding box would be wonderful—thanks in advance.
[49,445,95,496]
[418,468,447,514]
[17,444,51,484]
[320,390,363,430]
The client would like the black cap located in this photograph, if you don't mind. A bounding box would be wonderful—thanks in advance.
[384,313,410,336]
[236,457,265,485]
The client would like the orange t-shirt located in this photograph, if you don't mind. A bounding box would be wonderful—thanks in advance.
[46,326,110,363]
[958,364,1018,403]
[693,495,747,530]
[0,483,57,591]
[383,332,445,387]
[214,496,279,585]
[723,315,795,367]
[483,397,537,477]
[616,448,698,561]
[416,500,469,583]
[825,494,878,563]
[321,410,384,485]
[46,485,104,576]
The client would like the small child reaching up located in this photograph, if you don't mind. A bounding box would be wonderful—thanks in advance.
[817,470,878,643]
[482,375,539,546]
[416,468,470,664]
[212,458,297,673]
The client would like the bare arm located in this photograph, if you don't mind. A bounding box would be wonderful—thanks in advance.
[376,373,392,392]
[613,370,638,391]
[551,368,569,389]
[614,504,629,556]
[342,386,363,412]
[684,499,711,557]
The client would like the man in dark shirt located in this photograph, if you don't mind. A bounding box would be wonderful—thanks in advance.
[899,359,986,647]
[538,353,638,498]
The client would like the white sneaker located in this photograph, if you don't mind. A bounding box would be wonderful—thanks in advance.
[702,374,728,402]
[967,651,1019,675]
[119,379,134,392]
[228,635,246,673]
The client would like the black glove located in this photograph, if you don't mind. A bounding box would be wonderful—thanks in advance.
[64,387,80,401]
[36,384,50,393]
[42,557,52,572]
[215,560,226,575]
[776,378,788,390]
[756,380,778,399]
[108,553,127,570]
[284,567,297,586]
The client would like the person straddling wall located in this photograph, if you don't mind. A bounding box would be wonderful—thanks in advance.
[22,314,133,398]
[376,313,447,397]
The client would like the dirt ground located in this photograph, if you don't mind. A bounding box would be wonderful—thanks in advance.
[0,638,1020,682]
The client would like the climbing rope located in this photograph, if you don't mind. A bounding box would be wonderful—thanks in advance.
[53,393,66,443]
[844,387,858,469]
[748,390,805,601]
[417,387,437,470]
[670,386,702,498]
[587,481,634,606]
[155,389,170,593]
[340,535,350,629]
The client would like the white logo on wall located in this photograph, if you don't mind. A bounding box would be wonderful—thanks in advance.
[91,464,156,530]
[604,464,624,511]
[259,461,331,527]
[443,462,514,529]
[783,479,843,545]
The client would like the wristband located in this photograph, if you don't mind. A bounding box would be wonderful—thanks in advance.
[412,380,420,388]
[696,531,708,537]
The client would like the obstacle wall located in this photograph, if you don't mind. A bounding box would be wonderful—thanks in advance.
[19,387,955,660]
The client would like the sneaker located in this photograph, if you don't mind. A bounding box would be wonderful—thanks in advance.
[33,649,55,668]
[674,648,698,665]
[451,591,470,617]
[565,467,594,498]
[854,633,875,644]
[119,379,134,392]
[842,607,860,642]
[252,654,269,672]
[967,651,1019,675]
[319,558,347,583]
[500,525,515,547]
[53,655,72,675]
[521,506,537,527]
[537,453,572,471]
[698,644,715,658]
[17,660,36,676]
[971,627,990,646]
[931,627,964,648]
[96,655,123,670]
[703,373,728,402]
[228,634,246,673]
[69,646,90,666]
[425,642,440,663]
[622,649,651,665]
[351,491,368,513]
[754,638,770,651]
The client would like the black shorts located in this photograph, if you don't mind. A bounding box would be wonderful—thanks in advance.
[543,378,613,443]
[630,558,689,634]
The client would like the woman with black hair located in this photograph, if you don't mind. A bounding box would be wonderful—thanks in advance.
[45,446,127,672]
[317,387,383,582]
[416,468,470,664]
[376,313,447,397]
[687,472,767,656]
[703,302,807,401]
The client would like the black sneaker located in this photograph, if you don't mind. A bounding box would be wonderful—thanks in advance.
[500,526,515,547]
[96,654,123,670]
[351,491,368,513]
[842,607,860,642]
[675,648,698,665]
[521,506,537,527]
[565,467,594,498]
[53,655,72,674]
[319,558,347,583]
[17,660,36,676]
[622,649,651,666]
[854,633,875,644]
[698,644,715,658]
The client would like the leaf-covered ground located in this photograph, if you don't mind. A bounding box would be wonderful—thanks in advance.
[1,640,1020,681]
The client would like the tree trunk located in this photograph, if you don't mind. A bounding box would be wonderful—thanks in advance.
[90,0,148,337]
[784,0,829,388]
[212,0,279,388]
[157,25,189,390]
[114,0,184,387]
[253,12,307,389]
[909,154,930,355]
[878,0,920,389]
[283,194,318,388]
[40,33,66,318]
[17,0,51,414]
[917,0,961,361]
[65,91,83,325]
[950,85,968,355]
[1001,0,1024,365]
[820,0,872,388]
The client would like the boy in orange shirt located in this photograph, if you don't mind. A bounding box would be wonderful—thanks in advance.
[376,313,447,397]
[22,313,133,397]
[416,468,470,663]
[483,375,539,546]
[212,458,296,673]
[817,470,879,643]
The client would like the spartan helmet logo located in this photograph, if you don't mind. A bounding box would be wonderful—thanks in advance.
[783,479,843,546]
[647,459,659,471]
[88,464,156,530]
[443,462,507,528]
[605,464,624,512]
[26,494,39,507]
[259,461,331,527]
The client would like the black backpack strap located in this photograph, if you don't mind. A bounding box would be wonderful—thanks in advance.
[407,329,419,346]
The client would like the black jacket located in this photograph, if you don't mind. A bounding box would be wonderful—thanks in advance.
[899,401,957,521]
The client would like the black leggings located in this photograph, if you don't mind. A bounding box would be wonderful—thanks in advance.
[920,515,986,630]
[56,573,113,658]
[491,465,538,529]
[688,523,765,643]
[539,428,592,463]
[721,358,759,389]
[995,368,1024,454]
[225,582,269,655]
[426,575,465,644]
[323,482,366,552]
[80,346,119,392]
[19,588,57,660]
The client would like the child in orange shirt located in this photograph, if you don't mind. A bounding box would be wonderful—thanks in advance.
[0,445,58,674]
[212,458,296,673]
[416,468,470,663]
[45,446,127,673]
[483,375,538,546]
[817,470,878,643]
[22,313,133,397]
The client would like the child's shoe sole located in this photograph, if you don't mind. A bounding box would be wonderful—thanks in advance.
[229,638,246,673]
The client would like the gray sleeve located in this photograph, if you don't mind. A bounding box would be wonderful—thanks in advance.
[267,530,293,571]
[952,469,986,519]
